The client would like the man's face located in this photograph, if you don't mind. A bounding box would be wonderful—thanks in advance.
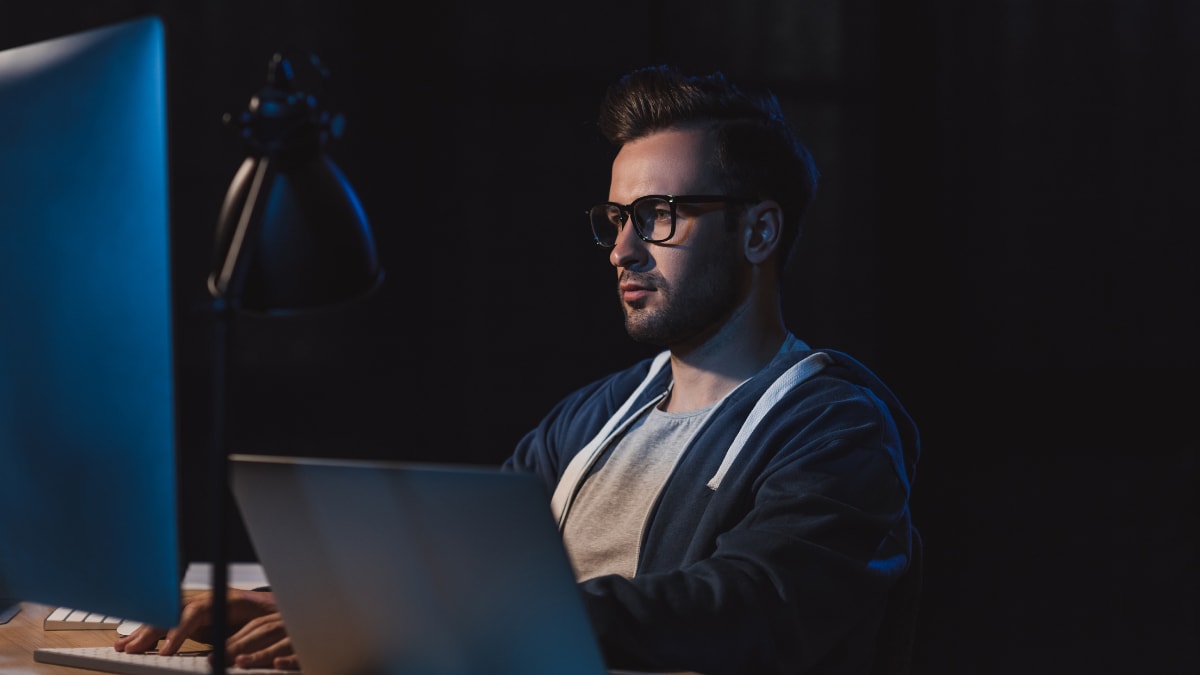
[606,127,748,348]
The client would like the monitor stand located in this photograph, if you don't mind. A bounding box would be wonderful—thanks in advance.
[0,600,18,624]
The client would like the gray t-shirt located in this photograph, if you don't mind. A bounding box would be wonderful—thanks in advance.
[561,403,716,581]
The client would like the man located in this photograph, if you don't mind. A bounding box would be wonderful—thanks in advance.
[117,64,920,675]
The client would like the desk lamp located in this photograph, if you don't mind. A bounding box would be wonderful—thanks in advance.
[206,51,382,674]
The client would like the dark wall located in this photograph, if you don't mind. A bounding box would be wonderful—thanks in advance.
[3,2,1196,673]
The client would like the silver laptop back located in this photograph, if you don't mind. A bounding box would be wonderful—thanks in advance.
[229,453,608,675]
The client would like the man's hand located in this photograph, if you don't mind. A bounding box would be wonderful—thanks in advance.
[113,588,286,664]
[228,611,299,670]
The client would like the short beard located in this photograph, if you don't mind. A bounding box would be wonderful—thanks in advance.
[621,249,744,348]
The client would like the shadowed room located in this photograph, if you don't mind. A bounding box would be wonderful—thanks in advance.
[2,1,1196,673]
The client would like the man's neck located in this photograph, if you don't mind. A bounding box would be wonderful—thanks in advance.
[662,321,788,413]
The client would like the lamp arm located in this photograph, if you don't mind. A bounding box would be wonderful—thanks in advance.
[209,299,231,675]
[207,155,276,675]
[209,156,277,302]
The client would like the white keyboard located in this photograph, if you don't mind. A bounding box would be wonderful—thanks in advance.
[34,646,299,674]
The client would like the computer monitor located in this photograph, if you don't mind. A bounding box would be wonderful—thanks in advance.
[0,15,183,628]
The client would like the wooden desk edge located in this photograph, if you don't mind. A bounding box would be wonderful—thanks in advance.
[1,602,119,672]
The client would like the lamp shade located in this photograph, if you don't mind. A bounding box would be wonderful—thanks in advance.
[208,52,382,313]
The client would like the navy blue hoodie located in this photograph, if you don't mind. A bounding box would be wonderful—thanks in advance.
[505,336,921,675]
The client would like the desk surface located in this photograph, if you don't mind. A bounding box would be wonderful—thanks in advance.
[0,602,118,673]
[0,565,265,673]
[2,601,702,675]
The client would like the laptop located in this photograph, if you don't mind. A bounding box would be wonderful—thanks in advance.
[227,453,611,675]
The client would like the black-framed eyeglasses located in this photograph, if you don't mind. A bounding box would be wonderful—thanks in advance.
[586,194,753,247]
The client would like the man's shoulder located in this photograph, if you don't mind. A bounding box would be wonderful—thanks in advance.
[769,347,890,389]
[742,347,906,418]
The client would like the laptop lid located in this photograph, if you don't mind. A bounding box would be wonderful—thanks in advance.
[228,453,610,675]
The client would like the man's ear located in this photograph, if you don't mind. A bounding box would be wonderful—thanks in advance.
[743,200,784,264]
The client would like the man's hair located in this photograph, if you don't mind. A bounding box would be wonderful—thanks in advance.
[596,64,819,265]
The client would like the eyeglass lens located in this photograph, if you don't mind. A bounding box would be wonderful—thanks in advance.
[589,197,673,246]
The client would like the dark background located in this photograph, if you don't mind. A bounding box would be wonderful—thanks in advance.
[3,1,1197,673]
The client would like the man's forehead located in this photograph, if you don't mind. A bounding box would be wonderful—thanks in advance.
[610,128,722,199]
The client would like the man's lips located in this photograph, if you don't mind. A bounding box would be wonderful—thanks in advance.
[619,281,654,303]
